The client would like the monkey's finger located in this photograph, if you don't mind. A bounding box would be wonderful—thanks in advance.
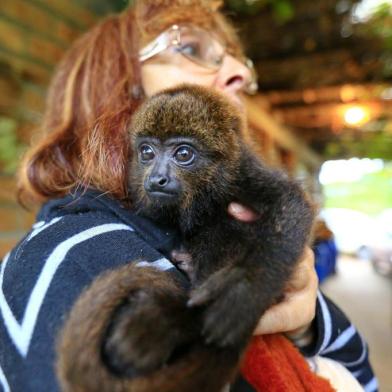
[187,267,243,307]
[187,275,224,307]
[187,286,214,307]
[202,293,252,348]
[201,279,258,347]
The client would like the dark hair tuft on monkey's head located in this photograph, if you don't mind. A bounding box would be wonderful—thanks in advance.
[130,84,244,160]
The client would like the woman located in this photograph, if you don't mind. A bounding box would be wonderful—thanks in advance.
[0,1,376,391]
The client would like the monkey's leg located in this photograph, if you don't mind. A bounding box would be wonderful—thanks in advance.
[103,275,200,377]
[57,263,199,392]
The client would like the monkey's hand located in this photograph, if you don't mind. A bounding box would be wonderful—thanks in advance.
[188,266,262,348]
[170,248,195,281]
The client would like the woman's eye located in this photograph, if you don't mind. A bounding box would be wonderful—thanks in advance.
[174,146,195,165]
[139,145,155,161]
[179,42,201,57]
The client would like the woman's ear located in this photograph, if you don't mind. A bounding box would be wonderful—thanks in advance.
[209,0,223,11]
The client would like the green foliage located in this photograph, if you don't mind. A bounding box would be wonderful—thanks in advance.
[75,0,131,14]
[324,163,392,215]
[357,2,392,77]
[0,117,25,175]
[325,130,392,160]
[271,0,294,23]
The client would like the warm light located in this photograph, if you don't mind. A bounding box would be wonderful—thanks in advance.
[343,106,370,126]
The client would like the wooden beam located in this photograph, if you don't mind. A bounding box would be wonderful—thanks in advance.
[0,6,70,48]
[244,95,322,168]
[274,100,390,129]
[265,84,391,106]
[254,49,384,90]
[27,0,97,31]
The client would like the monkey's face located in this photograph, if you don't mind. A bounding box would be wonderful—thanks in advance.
[130,135,218,214]
[137,136,197,203]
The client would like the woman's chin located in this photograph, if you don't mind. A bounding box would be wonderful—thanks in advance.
[226,93,245,112]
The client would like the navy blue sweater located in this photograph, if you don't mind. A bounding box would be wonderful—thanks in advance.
[0,190,377,391]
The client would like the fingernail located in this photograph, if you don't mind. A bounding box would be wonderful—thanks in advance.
[229,202,246,214]
[187,299,195,307]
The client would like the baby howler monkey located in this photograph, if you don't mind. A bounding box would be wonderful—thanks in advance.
[57,85,314,392]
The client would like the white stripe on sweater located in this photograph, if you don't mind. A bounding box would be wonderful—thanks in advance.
[136,258,174,271]
[317,290,333,352]
[0,223,133,357]
[364,377,378,392]
[321,324,356,354]
[336,333,368,367]
[0,354,11,392]
[352,369,363,378]
[27,217,63,242]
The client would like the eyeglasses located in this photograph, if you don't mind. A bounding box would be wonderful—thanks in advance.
[139,24,258,95]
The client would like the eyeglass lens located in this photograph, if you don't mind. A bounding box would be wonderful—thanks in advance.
[172,26,225,70]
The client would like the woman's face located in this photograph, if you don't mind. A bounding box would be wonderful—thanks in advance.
[141,27,253,110]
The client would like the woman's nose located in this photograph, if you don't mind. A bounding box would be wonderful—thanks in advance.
[215,55,252,94]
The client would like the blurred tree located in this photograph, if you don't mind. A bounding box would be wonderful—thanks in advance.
[324,162,392,215]
[0,117,25,175]
[226,0,294,22]
[355,2,392,77]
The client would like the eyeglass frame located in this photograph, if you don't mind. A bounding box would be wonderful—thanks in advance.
[139,24,258,95]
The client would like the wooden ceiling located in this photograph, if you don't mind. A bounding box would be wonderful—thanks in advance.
[0,0,391,163]
[228,0,392,160]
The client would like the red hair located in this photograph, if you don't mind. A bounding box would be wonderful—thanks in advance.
[18,8,142,205]
[18,1,243,206]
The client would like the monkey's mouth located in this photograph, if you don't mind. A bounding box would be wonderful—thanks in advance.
[147,191,178,204]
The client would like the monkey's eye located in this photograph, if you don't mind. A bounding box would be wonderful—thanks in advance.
[173,145,195,165]
[139,144,155,162]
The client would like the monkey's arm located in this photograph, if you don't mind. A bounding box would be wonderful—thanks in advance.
[189,146,315,347]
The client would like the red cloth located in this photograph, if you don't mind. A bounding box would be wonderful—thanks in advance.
[241,334,336,392]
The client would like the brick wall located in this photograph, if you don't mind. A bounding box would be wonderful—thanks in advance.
[0,176,36,258]
[0,0,103,259]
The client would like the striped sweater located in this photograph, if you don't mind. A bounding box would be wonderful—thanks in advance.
[0,190,377,391]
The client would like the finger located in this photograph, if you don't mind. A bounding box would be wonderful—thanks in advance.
[228,202,259,222]
[253,288,316,335]
[285,247,316,292]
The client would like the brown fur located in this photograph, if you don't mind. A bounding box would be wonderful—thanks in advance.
[56,85,314,392]
[57,264,239,392]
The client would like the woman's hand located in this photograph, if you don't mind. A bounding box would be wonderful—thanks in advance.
[253,247,317,337]
[228,202,318,338]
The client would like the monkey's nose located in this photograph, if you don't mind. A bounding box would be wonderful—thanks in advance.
[148,175,169,190]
